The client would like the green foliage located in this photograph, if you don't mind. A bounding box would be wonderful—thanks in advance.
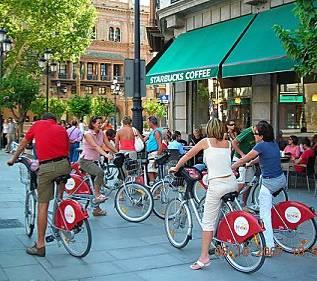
[143,99,166,119]
[67,94,92,119]
[29,97,46,118]
[274,0,317,76]
[197,82,209,98]
[49,98,67,119]
[0,0,96,75]
[0,68,39,122]
[91,96,116,117]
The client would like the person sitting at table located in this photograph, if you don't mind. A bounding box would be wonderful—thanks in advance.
[175,130,188,146]
[294,137,315,173]
[283,135,300,159]
[189,128,204,163]
[168,132,186,155]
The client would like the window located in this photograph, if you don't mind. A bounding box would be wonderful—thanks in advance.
[59,63,67,79]
[87,63,93,80]
[109,27,114,41]
[99,87,106,95]
[72,63,77,79]
[100,64,108,80]
[85,86,93,94]
[115,28,121,42]
[113,64,121,79]
[92,26,96,39]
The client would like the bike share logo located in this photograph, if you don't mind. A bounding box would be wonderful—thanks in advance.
[285,206,301,223]
[65,178,76,191]
[64,205,76,224]
[234,216,249,237]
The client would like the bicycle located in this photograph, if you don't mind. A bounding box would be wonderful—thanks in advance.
[112,153,154,223]
[16,156,92,257]
[165,167,266,273]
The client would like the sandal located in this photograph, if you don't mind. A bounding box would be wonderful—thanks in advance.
[92,208,107,216]
[190,260,211,270]
[93,194,108,204]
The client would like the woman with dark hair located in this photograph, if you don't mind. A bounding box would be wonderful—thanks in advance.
[283,135,300,159]
[232,120,287,253]
[79,116,117,216]
[224,120,239,142]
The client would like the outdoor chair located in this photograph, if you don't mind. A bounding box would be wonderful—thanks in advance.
[293,156,316,192]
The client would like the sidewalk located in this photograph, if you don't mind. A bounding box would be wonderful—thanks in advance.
[0,151,316,281]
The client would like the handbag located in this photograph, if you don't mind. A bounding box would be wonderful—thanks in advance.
[132,127,144,152]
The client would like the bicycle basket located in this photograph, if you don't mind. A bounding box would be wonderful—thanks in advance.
[170,174,185,187]
[19,164,30,185]
[124,159,140,175]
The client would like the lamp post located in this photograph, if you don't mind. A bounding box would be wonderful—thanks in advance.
[132,0,143,133]
[38,49,57,112]
[111,77,120,131]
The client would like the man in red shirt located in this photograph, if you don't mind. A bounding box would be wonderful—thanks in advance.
[294,137,315,173]
[7,113,71,257]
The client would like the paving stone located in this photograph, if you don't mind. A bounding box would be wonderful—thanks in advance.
[0,250,37,267]
[81,272,146,281]
[3,265,54,281]
[0,267,8,281]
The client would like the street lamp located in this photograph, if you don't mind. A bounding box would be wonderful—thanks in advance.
[111,77,120,131]
[0,28,13,79]
[38,49,57,112]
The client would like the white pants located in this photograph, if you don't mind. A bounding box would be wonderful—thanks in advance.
[258,185,274,248]
[202,175,238,231]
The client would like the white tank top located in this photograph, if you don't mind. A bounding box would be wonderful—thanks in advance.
[203,138,233,180]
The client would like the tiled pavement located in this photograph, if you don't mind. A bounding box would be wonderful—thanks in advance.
[0,151,316,281]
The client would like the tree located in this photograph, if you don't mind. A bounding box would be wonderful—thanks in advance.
[274,0,317,77]
[29,97,46,119]
[91,96,116,118]
[0,0,97,76]
[49,98,67,120]
[143,99,167,119]
[0,68,40,135]
[67,95,92,119]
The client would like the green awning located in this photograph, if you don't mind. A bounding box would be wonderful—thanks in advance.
[222,3,298,78]
[146,14,254,85]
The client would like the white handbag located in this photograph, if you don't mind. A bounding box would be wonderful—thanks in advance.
[132,127,144,152]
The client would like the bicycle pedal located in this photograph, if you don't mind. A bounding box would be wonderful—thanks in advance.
[45,235,55,243]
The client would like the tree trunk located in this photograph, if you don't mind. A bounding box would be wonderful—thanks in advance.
[76,62,81,96]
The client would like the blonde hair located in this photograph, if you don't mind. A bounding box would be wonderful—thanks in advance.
[122,116,132,125]
[206,117,225,140]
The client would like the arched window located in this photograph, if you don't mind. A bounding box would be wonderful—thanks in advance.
[109,27,114,41]
[115,28,121,42]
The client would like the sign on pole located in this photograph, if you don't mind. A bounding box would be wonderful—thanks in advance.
[124,59,146,98]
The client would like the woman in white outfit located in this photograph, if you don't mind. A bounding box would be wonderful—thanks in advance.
[170,117,238,270]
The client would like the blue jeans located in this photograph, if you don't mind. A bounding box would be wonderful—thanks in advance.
[69,142,80,163]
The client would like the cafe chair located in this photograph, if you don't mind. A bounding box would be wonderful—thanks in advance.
[294,156,316,192]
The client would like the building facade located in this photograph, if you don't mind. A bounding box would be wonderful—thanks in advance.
[147,0,317,136]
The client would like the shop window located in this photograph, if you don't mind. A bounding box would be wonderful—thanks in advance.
[115,28,121,42]
[109,27,114,41]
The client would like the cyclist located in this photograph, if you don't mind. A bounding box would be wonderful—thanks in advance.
[170,117,238,270]
[7,112,71,257]
[79,116,117,216]
[232,120,287,252]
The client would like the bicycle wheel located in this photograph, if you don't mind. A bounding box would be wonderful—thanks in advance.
[164,198,192,249]
[222,232,266,273]
[115,183,153,223]
[25,189,36,237]
[193,180,207,203]
[59,219,92,258]
[274,218,317,253]
[151,180,178,219]
[102,165,120,196]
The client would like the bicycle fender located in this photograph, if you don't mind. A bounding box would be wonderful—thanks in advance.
[65,174,91,195]
[216,211,264,244]
[55,199,89,230]
[272,201,316,230]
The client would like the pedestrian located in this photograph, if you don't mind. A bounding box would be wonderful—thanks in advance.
[79,116,117,216]
[189,128,204,163]
[144,116,163,185]
[224,120,239,142]
[67,120,83,163]
[232,121,287,253]
[231,124,256,206]
[2,118,8,149]
[79,118,86,134]
[102,119,113,132]
[115,116,142,159]
[170,117,238,270]
[5,117,17,152]
[7,112,71,257]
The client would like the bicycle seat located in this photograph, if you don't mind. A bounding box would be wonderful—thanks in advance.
[272,188,284,197]
[54,175,71,184]
[221,191,239,203]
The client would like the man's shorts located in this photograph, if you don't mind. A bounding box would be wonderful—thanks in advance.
[37,158,71,203]
[232,156,256,184]
[147,151,158,173]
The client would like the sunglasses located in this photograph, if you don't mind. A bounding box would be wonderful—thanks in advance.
[228,123,235,126]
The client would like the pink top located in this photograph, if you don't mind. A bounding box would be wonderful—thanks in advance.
[81,129,104,161]
[283,145,300,159]
[119,139,135,151]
